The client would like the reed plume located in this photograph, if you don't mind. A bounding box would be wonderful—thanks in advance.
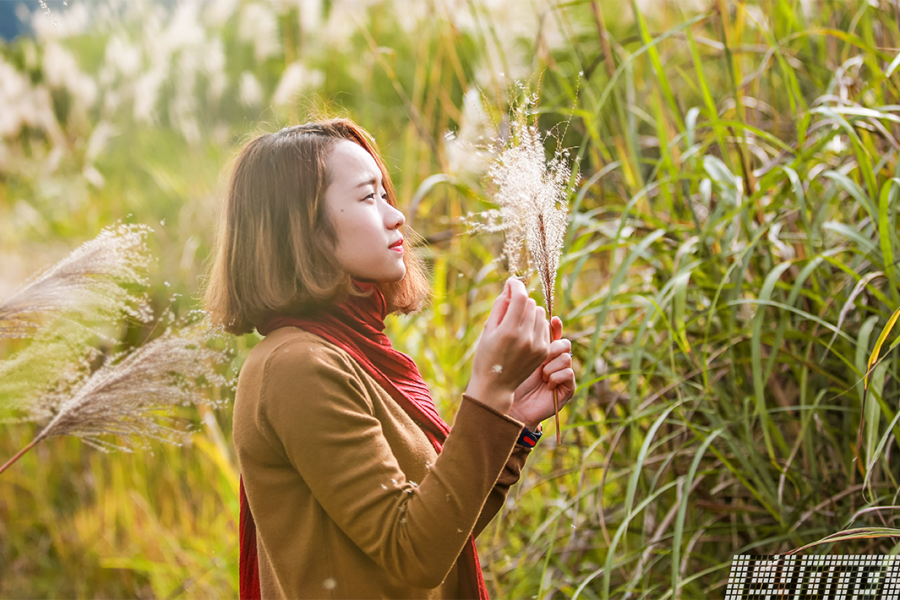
[473,101,573,288]
[0,318,229,474]
[0,224,153,339]
[480,95,577,442]
[0,320,101,423]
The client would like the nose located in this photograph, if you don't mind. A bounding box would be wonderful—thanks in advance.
[385,203,405,230]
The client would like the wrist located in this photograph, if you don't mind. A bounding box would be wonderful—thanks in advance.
[465,377,515,414]
[506,408,540,432]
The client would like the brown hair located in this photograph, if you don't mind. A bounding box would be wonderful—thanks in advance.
[204,118,431,335]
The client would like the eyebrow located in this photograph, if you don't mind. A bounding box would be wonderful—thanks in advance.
[354,175,381,189]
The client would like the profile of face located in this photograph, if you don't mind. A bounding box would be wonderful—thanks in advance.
[323,140,407,284]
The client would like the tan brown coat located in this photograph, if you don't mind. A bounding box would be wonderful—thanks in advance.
[233,328,531,599]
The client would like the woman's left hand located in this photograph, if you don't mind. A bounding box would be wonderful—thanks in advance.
[507,316,576,431]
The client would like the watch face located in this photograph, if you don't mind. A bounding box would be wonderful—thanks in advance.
[518,427,542,448]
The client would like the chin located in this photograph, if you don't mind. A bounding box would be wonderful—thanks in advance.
[368,271,406,285]
[386,267,407,283]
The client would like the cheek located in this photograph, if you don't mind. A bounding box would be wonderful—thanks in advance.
[344,209,380,236]
[332,209,376,254]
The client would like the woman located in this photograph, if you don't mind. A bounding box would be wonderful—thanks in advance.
[205,119,576,599]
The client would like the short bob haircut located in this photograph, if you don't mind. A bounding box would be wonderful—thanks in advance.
[205,118,430,335]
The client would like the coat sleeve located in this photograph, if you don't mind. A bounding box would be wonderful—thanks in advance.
[257,340,523,590]
[472,445,531,539]
[458,394,533,539]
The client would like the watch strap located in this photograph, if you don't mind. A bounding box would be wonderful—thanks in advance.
[516,425,543,448]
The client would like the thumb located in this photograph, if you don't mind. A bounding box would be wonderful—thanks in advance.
[486,279,513,330]
[551,316,562,342]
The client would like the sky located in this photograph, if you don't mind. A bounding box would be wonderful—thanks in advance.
[0,0,188,40]
[0,1,68,40]
[0,2,25,40]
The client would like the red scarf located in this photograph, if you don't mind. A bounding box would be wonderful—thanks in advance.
[239,280,489,600]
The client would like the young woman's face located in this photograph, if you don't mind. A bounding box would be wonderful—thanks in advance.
[323,140,407,283]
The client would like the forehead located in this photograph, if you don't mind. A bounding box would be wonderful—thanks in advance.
[327,139,381,186]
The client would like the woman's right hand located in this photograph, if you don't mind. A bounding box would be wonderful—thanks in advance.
[465,278,551,416]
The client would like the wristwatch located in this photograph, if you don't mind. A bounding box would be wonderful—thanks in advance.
[516,424,543,448]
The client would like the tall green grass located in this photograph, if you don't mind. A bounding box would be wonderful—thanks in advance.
[464,1,900,597]
[2,0,900,597]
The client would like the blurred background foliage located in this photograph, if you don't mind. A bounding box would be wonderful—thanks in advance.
[2,0,900,597]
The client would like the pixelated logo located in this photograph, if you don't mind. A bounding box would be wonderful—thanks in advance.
[725,555,900,599]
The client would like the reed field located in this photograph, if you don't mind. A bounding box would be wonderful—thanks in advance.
[2,0,900,597]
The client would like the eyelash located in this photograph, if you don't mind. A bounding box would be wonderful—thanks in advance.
[364,191,389,201]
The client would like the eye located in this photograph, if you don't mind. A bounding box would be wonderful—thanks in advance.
[361,188,388,202]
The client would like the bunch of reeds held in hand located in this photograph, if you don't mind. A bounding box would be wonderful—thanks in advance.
[0,223,229,475]
[466,94,579,442]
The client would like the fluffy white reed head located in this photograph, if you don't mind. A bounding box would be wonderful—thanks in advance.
[0,223,153,339]
[26,317,230,452]
[478,106,575,316]
[0,320,101,423]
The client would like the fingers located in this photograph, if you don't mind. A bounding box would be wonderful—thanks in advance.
[494,279,550,362]
[519,296,537,331]
[542,339,573,379]
[499,278,528,331]
[550,337,572,357]
[532,303,549,348]
[486,278,513,329]
[546,369,576,401]
[542,338,572,366]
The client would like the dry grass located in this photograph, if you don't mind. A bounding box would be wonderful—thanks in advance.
[0,224,152,339]
[15,318,229,456]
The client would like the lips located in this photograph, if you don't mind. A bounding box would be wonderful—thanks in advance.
[388,238,404,249]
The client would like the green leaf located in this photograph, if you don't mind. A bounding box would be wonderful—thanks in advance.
[751,261,794,462]
[865,306,900,390]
